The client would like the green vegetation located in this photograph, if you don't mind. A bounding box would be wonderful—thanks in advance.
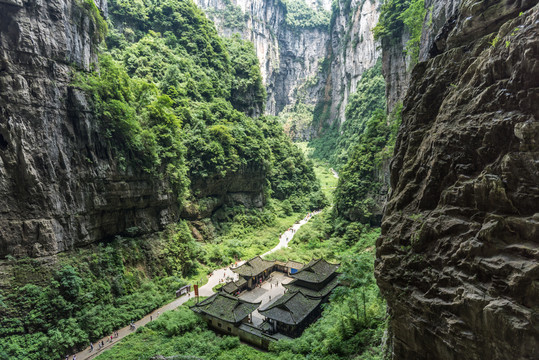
[0,1,328,359]
[75,0,108,46]
[333,105,401,224]
[205,0,247,30]
[309,60,387,169]
[0,229,197,360]
[281,0,331,29]
[296,142,339,203]
[81,0,323,207]
[305,60,399,226]
[95,213,386,360]
[373,0,426,64]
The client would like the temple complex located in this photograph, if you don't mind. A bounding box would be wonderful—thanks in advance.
[191,258,341,348]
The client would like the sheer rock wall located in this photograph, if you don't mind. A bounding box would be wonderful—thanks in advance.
[0,0,267,259]
[328,0,381,125]
[195,0,381,128]
[195,0,331,117]
[376,1,539,358]
[0,0,181,258]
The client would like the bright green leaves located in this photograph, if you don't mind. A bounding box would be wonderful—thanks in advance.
[225,35,266,115]
[399,0,427,63]
[281,0,331,29]
[373,0,426,64]
[76,53,189,198]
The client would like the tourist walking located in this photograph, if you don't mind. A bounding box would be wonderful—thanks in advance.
[90,342,93,351]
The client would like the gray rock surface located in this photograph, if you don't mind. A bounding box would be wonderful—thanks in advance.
[327,0,381,125]
[195,0,331,117]
[376,1,539,358]
[195,0,380,127]
[0,0,267,258]
[0,0,179,258]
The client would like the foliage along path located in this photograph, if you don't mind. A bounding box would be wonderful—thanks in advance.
[72,211,320,360]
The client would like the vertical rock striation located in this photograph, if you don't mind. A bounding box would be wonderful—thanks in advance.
[194,0,381,126]
[376,1,539,359]
[195,0,332,116]
[327,0,381,124]
[0,0,178,258]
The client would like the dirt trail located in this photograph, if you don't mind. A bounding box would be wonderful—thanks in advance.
[71,211,320,360]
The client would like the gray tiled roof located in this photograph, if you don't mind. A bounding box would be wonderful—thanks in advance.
[232,256,275,277]
[284,274,340,298]
[191,293,260,323]
[222,277,247,294]
[291,259,339,284]
[258,291,320,325]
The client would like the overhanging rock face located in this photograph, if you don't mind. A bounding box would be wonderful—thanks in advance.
[376,1,539,359]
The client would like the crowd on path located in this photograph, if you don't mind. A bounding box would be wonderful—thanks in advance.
[68,210,321,360]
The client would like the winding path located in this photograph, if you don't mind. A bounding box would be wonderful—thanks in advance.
[71,211,320,360]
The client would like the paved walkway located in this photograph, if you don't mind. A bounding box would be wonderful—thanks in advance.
[261,210,321,257]
[70,211,320,360]
[238,272,293,325]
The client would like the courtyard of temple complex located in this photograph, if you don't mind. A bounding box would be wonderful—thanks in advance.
[191,257,341,349]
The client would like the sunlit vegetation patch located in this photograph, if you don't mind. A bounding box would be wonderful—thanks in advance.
[373,0,426,64]
[95,213,386,360]
[281,0,331,29]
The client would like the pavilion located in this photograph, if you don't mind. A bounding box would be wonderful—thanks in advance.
[285,258,340,296]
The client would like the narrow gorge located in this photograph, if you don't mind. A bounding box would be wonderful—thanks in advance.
[0,0,537,359]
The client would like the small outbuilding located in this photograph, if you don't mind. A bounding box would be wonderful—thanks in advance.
[222,277,247,295]
[232,256,275,290]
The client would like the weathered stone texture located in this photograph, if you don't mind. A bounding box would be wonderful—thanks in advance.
[195,0,381,128]
[0,0,178,258]
[0,0,272,259]
[376,1,539,359]
[195,0,332,117]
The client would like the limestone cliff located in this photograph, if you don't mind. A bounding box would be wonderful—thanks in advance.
[194,0,331,116]
[195,0,381,128]
[0,0,181,258]
[326,0,381,125]
[376,1,539,358]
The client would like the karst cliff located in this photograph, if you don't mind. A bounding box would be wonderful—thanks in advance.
[0,0,176,258]
[195,0,381,128]
[376,0,539,359]
[0,0,271,258]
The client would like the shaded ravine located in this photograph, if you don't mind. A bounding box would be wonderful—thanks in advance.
[72,211,320,360]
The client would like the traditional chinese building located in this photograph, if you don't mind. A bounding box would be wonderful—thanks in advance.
[232,256,275,290]
[222,277,247,295]
[284,258,340,298]
[258,291,322,337]
[191,292,260,334]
